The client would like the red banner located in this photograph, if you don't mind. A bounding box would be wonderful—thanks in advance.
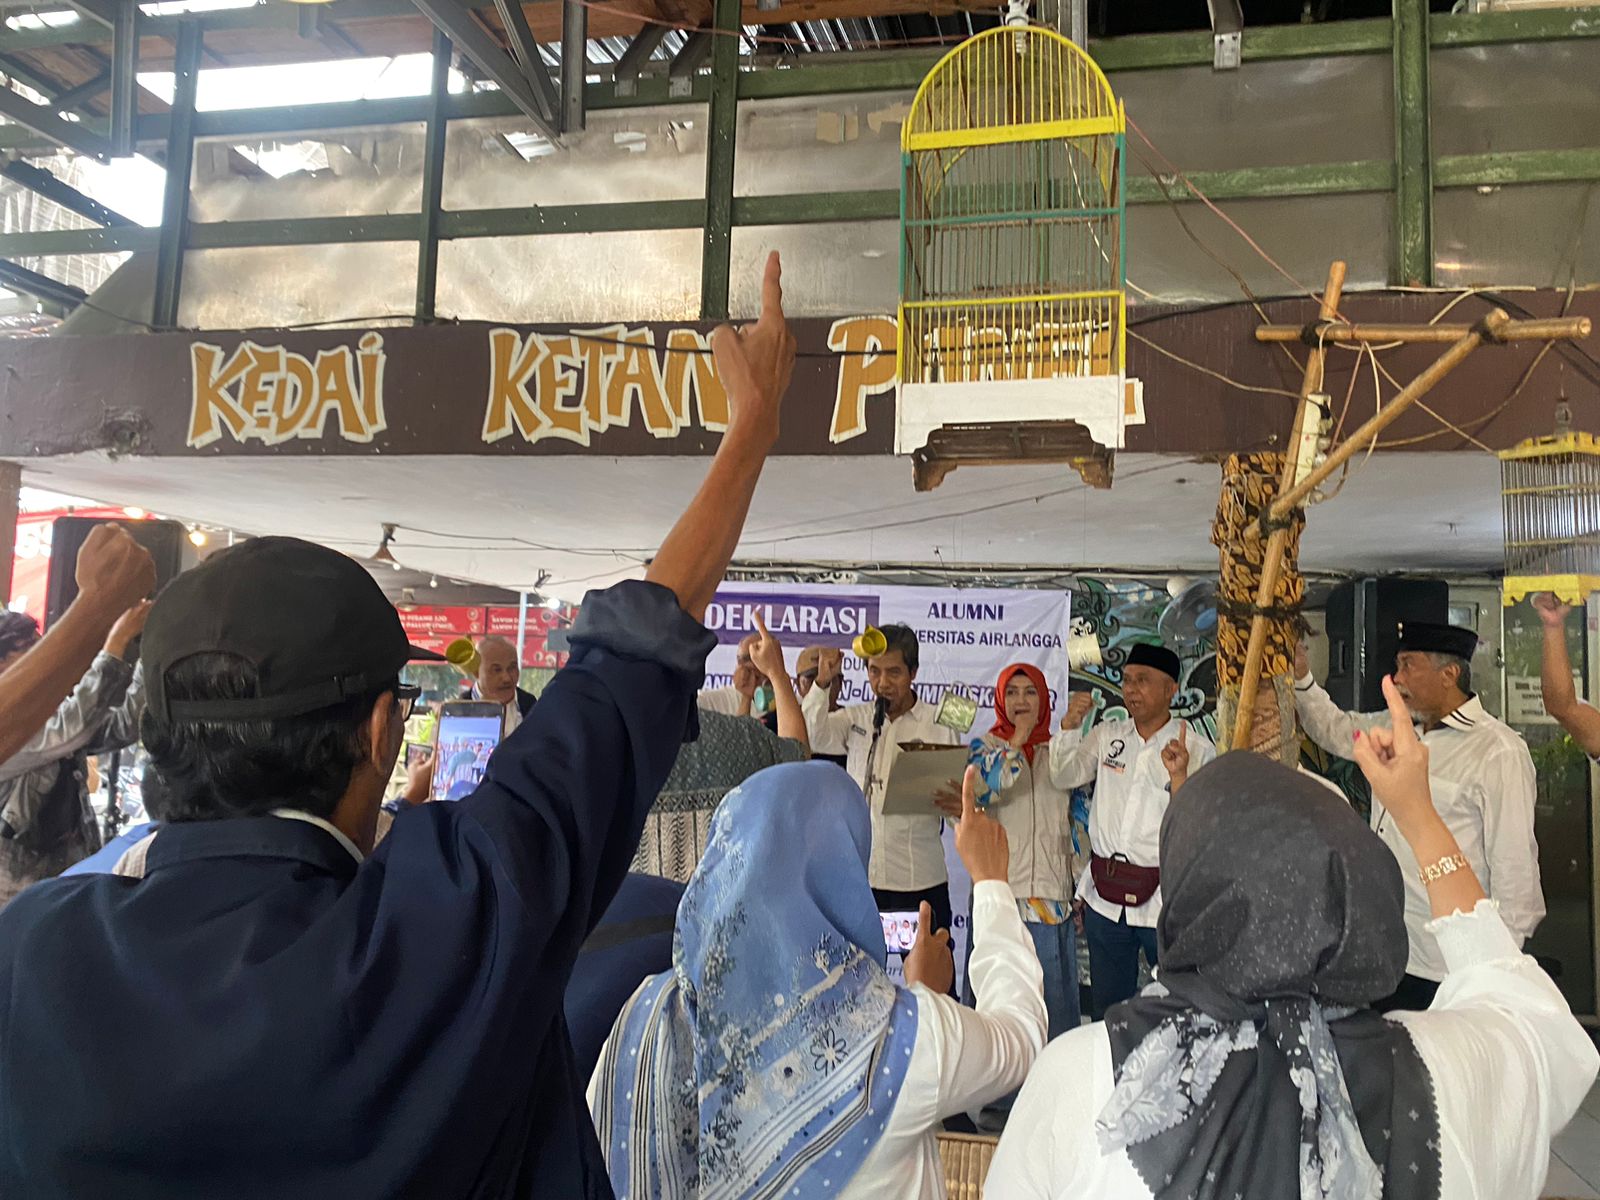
[398,606,487,639]
[401,603,577,670]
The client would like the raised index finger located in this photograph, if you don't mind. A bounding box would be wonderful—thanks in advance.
[961,764,978,822]
[754,610,770,639]
[1380,675,1419,748]
[759,251,784,325]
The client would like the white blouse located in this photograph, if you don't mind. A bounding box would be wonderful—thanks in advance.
[982,901,1599,1200]
[840,879,1048,1199]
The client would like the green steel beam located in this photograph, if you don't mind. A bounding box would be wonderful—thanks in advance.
[440,199,703,238]
[415,28,450,321]
[737,52,944,98]
[1436,146,1600,189]
[1,151,1596,262]
[0,78,112,160]
[1094,17,1394,72]
[1393,0,1433,287]
[699,0,739,320]
[732,190,900,225]
[152,20,201,328]
[1432,8,1600,48]
[0,226,157,256]
[185,214,415,248]
[1127,159,1394,203]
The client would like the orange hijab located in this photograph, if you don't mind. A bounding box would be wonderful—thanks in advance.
[990,663,1053,764]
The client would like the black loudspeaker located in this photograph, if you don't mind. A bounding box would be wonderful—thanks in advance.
[44,517,187,630]
[1324,577,1450,712]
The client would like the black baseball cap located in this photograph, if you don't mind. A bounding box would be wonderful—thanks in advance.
[143,536,442,723]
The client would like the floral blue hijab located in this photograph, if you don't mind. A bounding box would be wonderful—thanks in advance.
[592,761,919,1200]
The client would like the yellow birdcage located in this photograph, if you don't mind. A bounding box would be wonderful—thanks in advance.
[1499,430,1600,606]
[895,22,1128,479]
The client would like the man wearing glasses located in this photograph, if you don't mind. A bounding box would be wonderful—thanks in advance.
[0,253,798,1200]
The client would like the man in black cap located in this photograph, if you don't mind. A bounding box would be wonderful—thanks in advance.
[0,252,796,1200]
[1295,620,1542,1012]
[1047,641,1216,1018]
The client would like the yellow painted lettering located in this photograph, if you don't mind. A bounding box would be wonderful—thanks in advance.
[308,347,370,442]
[605,328,674,437]
[826,316,896,443]
[533,335,588,445]
[273,351,318,441]
[238,343,280,435]
[187,342,251,449]
[663,329,727,431]
[572,326,625,432]
[357,332,387,435]
[482,328,544,443]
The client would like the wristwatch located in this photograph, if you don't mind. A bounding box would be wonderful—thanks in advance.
[1418,853,1468,886]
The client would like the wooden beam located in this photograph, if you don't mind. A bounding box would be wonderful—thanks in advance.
[1256,317,1593,344]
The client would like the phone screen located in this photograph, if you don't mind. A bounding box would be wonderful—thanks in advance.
[879,910,920,956]
[430,710,503,803]
[405,743,433,770]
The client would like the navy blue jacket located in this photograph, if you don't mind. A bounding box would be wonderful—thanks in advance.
[565,872,684,1079]
[0,581,714,1200]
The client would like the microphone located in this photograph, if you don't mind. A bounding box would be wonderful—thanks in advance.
[872,696,889,732]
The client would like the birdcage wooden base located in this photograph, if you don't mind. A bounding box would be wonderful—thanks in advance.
[910,420,1115,491]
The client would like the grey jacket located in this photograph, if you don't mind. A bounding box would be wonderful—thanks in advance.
[0,652,144,902]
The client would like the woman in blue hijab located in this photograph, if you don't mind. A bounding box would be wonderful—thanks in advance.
[590,760,1046,1199]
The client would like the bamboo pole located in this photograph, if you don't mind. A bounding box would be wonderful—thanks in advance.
[1255,316,1590,344]
[1230,260,1346,751]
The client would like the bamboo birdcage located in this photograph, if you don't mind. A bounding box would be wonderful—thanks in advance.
[1500,431,1600,606]
[898,25,1126,389]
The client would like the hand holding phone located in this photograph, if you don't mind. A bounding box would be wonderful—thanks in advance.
[430,701,504,802]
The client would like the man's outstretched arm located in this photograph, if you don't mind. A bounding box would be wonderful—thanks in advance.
[644,251,794,622]
[1535,594,1600,757]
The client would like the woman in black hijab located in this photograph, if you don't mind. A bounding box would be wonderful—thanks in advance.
[987,677,1597,1200]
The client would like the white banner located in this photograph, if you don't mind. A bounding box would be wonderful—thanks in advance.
[704,582,1072,993]
[704,583,1074,710]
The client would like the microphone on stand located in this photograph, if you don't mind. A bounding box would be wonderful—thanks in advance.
[872,696,889,732]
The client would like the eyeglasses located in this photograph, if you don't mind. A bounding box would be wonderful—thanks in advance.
[394,683,422,721]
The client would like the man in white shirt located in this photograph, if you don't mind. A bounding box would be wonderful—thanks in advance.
[1294,621,1544,1011]
[804,625,962,934]
[698,633,767,718]
[1048,643,1216,1018]
[466,636,535,736]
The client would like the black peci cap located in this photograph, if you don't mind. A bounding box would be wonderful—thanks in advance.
[1125,642,1182,684]
[142,537,442,723]
[1396,621,1479,662]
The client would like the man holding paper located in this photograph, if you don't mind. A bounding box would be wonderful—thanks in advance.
[804,625,963,933]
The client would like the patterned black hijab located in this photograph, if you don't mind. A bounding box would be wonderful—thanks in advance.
[1098,753,1440,1200]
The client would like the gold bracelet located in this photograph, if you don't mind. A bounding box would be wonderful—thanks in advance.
[1418,853,1468,886]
